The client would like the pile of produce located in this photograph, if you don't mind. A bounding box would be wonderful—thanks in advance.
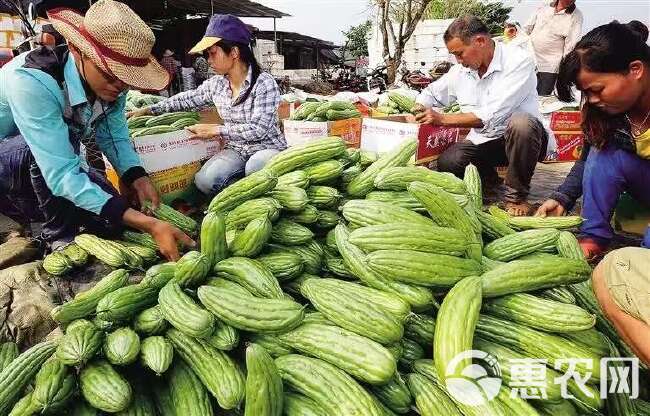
[127,111,200,139]
[124,90,164,112]
[375,92,417,115]
[25,137,649,415]
[443,103,461,114]
[290,100,361,122]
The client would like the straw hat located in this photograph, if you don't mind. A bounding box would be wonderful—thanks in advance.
[47,0,169,91]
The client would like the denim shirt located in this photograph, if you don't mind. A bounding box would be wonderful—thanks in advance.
[551,126,637,210]
[0,46,144,223]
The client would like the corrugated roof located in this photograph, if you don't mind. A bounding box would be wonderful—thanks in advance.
[8,0,289,19]
[170,0,289,18]
[256,30,337,48]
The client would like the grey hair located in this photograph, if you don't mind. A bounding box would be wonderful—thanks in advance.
[443,15,490,44]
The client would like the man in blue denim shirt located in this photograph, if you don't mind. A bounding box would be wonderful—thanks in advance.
[0,1,192,259]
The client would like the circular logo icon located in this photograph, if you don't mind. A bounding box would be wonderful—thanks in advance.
[445,349,502,406]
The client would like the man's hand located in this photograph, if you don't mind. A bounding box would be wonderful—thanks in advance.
[411,103,426,114]
[414,107,444,125]
[535,199,566,217]
[149,220,195,261]
[131,176,160,211]
[186,124,220,140]
[126,107,152,119]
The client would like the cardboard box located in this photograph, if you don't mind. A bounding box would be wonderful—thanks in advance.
[329,118,362,148]
[283,119,362,148]
[278,100,298,120]
[550,111,582,131]
[360,115,463,165]
[106,130,219,204]
[544,131,584,163]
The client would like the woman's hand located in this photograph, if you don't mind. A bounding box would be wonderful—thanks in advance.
[126,106,152,119]
[535,199,566,217]
[131,176,160,211]
[186,123,220,140]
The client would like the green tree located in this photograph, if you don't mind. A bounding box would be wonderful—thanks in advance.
[342,20,372,58]
[426,0,512,35]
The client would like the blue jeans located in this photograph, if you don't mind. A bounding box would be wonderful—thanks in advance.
[194,148,279,196]
[0,135,122,245]
[581,145,650,245]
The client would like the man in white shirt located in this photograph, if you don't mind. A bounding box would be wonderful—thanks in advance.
[414,16,548,216]
[525,0,583,95]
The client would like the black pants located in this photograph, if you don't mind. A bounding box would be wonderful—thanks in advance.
[436,113,548,203]
[537,72,558,96]
[0,134,121,245]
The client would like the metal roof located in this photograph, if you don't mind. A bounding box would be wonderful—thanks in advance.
[3,0,289,19]
[169,0,289,18]
[256,30,337,49]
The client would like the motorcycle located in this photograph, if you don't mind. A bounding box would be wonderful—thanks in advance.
[401,62,435,91]
[366,65,388,93]
[331,67,367,92]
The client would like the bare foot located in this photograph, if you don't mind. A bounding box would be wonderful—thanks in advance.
[505,201,533,216]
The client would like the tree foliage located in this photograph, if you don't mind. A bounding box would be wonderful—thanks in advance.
[426,0,512,34]
[342,20,372,58]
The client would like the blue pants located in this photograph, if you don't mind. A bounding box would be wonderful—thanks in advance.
[0,134,121,245]
[581,145,650,245]
[194,148,279,196]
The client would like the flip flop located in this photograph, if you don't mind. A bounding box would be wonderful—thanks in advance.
[505,201,533,217]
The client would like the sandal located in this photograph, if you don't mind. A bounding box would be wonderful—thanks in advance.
[504,201,533,217]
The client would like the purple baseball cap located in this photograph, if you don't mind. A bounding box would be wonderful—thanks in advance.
[189,14,252,54]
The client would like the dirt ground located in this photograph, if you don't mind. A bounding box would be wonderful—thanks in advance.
[487,162,643,253]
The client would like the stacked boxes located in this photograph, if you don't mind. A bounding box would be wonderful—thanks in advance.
[545,111,584,162]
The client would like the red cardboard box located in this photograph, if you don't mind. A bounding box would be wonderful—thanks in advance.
[550,111,582,131]
[544,131,584,162]
[361,115,463,165]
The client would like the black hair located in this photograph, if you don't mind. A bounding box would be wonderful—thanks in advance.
[551,0,576,14]
[443,15,490,44]
[504,22,518,29]
[556,21,650,146]
[214,39,262,106]
[627,20,649,42]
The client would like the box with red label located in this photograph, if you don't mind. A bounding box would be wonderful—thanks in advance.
[550,111,582,131]
[544,131,584,163]
[360,115,463,165]
[283,119,362,148]
[105,130,219,204]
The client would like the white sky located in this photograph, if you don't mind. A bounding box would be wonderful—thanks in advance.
[243,0,650,45]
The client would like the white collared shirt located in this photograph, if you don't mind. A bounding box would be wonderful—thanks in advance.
[525,3,584,73]
[417,42,542,145]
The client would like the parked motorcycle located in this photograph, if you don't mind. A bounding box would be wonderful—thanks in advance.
[331,67,367,92]
[401,62,434,91]
[366,65,388,93]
